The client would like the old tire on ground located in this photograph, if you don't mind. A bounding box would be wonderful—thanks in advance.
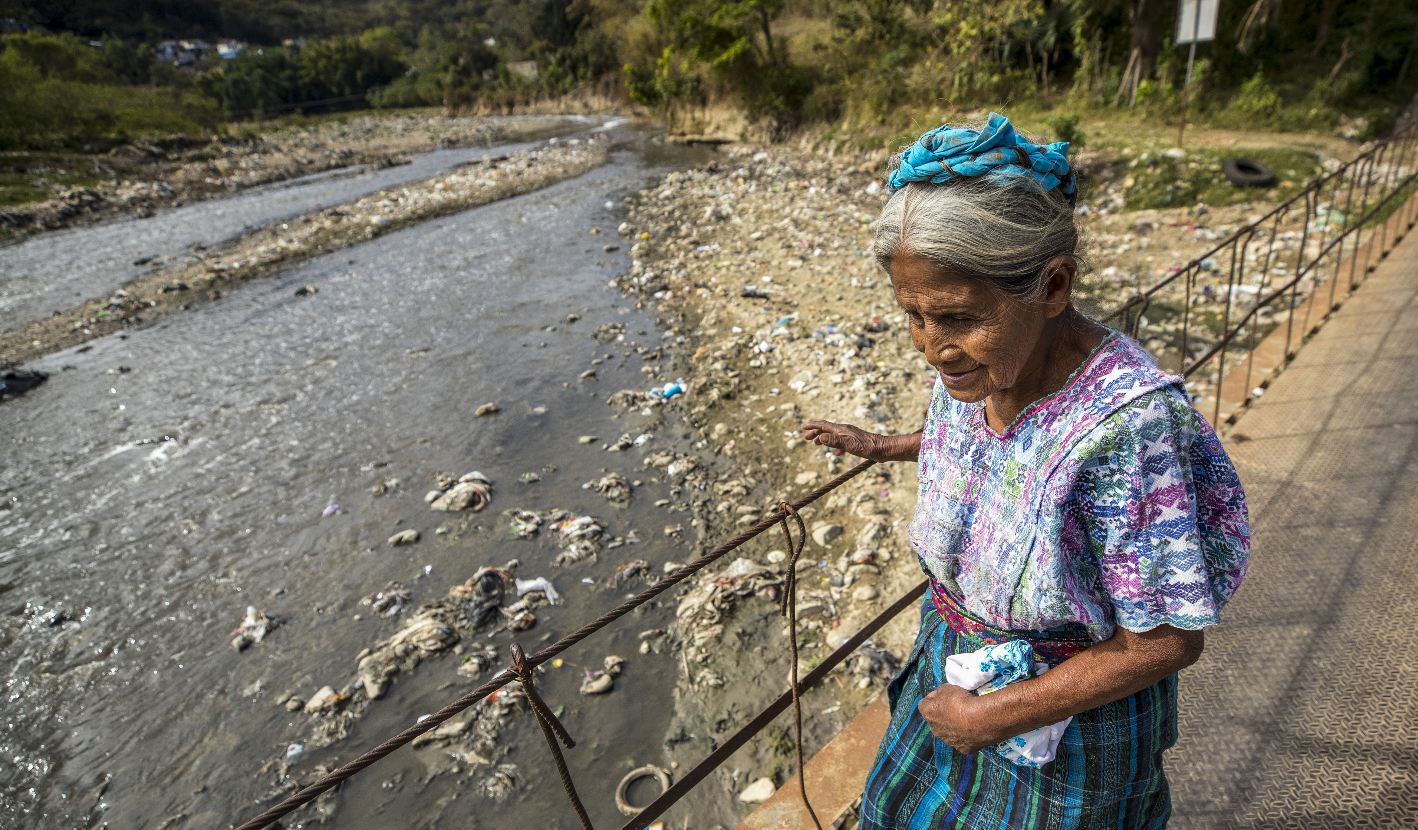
[1224,158,1276,188]
[615,765,672,816]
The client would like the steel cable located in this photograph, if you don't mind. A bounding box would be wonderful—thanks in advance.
[776,502,824,830]
[510,643,594,830]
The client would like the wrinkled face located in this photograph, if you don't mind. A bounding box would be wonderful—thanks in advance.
[889,254,1051,403]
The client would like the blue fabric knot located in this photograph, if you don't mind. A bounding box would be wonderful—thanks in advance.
[888,112,1075,202]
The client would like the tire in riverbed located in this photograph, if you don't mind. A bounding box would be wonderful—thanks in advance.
[1223,158,1277,188]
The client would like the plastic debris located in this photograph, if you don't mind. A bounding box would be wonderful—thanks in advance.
[286,743,305,760]
[230,606,277,651]
[364,582,412,616]
[514,577,562,605]
[475,403,500,416]
[583,472,633,503]
[322,503,342,518]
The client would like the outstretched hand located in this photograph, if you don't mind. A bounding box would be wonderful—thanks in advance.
[801,421,921,463]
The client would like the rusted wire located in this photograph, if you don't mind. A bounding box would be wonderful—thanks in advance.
[619,579,929,830]
[233,458,876,830]
[510,643,594,830]
[776,502,825,830]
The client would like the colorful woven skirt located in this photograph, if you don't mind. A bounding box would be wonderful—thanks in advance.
[860,587,1177,829]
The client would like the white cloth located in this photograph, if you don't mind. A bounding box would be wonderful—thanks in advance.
[944,640,1073,768]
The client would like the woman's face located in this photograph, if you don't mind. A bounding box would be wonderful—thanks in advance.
[889,253,1072,403]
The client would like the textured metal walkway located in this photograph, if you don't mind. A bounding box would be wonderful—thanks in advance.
[1169,218,1418,828]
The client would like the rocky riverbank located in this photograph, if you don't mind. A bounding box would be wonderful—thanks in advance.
[0,138,609,366]
[0,113,584,243]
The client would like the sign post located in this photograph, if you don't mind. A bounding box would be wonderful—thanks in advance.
[1176,0,1219,146]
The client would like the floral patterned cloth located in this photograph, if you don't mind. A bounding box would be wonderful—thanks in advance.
[910,330,1250,642]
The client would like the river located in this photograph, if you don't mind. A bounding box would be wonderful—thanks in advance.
[0,115,602,330]
[0,123,719,830]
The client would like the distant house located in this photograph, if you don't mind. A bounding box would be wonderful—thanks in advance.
[508,60,538,80]
[216,40,246,60]
[155,39,211,65]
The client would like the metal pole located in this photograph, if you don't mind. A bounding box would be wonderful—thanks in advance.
[1179,39,1197,147]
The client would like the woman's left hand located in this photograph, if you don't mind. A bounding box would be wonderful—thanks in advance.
[917,684,1000,755]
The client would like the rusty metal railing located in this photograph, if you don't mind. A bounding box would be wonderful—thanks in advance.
[1102,120,1418,427]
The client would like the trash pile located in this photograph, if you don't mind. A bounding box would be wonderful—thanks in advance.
[426,471,494,512]
[553,513,608,566]
[672,557,789,676]
[583,471,634,504]
[277,564,564,768]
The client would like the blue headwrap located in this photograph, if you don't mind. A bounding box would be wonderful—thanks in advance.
[887,112,1075,203]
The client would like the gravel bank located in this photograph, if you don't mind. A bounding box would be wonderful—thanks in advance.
[0,139,609,366]
[0,114,582,243]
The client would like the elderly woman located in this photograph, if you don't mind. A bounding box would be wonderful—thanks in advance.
[803,114,1249,829]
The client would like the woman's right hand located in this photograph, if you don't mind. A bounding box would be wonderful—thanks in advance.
[801,421,922,463]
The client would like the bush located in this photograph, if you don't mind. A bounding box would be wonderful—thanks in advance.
[1232,71,1283,118]
[1045,113,1085,150]
[0,32,221,149]
[204,30,408,119]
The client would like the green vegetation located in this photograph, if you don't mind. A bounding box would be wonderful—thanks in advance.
[0,154,104,205]
[1,0,1416,158]
[1113,147,1327,210]
[0,30,222,150]
[201,28,407,118]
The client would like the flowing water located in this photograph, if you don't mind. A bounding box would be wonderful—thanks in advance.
[1,123,719,830]
[0,115,600,329]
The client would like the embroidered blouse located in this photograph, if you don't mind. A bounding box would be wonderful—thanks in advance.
[909,331,1250,642]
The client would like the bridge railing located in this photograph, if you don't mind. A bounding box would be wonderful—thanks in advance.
[1101,120,1418,428]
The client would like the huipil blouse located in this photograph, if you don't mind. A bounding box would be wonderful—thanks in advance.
[909,330,1250,643]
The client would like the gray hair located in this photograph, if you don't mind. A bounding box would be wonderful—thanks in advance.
[873,169,1083,300]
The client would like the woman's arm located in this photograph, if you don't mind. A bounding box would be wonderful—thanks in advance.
[801,421,922,463]
[918,624,1204,755]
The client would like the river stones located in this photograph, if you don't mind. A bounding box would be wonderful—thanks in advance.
[738,778,776,803]
[387,529,420,546]
[811,522,843,548]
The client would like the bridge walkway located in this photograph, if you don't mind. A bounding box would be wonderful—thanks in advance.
[1168,204,1418,829]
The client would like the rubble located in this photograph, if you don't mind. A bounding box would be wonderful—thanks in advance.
[428,471,493,512]
[230,606,278,651]
[583,471,633,503]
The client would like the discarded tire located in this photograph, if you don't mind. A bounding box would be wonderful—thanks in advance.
[0,369,49,401]
[1223,158,1276,188]
[615,765,671,816]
